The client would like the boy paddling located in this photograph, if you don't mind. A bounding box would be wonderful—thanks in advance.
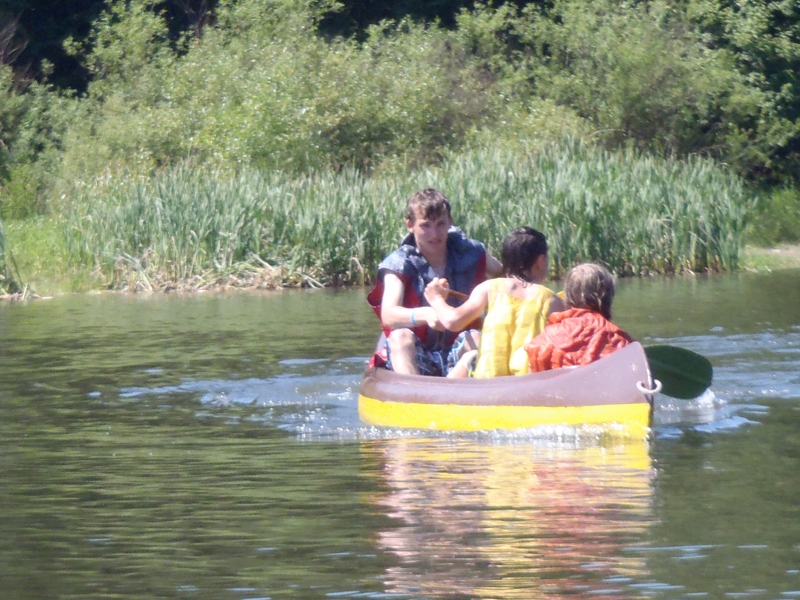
[367,188,502,376]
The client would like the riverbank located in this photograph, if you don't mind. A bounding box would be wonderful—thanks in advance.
[4,243,798,302]
[1,143,750,300]
[741,244,800,272]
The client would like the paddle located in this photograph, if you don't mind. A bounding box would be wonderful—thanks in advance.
[644,345,713,399]
[447,289,470,301]
[550,290,713,398]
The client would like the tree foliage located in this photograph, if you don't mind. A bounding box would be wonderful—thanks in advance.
[1,0,799,230]
[0,64,74,218]
[687,0,800,182]
[56,0,530,176]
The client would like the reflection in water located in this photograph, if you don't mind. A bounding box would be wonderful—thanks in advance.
[371,439,655,598]
[2,272,800,598]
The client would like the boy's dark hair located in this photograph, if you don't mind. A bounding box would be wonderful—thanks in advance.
[501,226,548,280]
[406,188,452,223]
[564,263,616,320]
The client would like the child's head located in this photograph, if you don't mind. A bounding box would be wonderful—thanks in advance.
[564,263,616,320]
[501,226,548,281]
[405,188,452,224]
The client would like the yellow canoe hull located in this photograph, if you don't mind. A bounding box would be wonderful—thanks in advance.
[358,342,655,438]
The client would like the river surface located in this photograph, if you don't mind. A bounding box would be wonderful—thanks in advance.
[1,271,799,599]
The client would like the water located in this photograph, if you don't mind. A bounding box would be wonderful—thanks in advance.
[1,271,799,599]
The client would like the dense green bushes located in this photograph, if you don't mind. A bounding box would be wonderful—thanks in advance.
[6,1,793,180]
[0,0,790,291]
[4,0,792,182]
[516,0,754,157]
[55,0,502,176]
[0,64,75,219]
[686,0,800,183]
[748,187,800,246]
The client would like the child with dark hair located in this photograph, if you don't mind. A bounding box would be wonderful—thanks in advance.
[525,263,633,372]
[425,226,566,378]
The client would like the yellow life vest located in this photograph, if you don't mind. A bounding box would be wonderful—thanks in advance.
[473,279,555,378]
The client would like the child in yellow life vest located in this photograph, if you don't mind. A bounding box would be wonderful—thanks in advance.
[424,226,566,378]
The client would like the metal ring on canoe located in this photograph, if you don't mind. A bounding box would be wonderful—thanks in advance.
[636,378,663,394]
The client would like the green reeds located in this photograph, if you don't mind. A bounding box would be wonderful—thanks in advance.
[446,143,749,276]
[0,218,25,296]
[64,142,751,290]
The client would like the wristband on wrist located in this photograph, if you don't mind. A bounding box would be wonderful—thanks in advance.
[410,308,417,328]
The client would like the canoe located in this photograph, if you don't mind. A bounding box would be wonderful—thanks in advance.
[358,341,658,437]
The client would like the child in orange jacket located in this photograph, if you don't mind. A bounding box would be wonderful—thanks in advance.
[526,263,633,372]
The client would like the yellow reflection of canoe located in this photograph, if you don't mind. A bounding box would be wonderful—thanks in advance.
[371,438,655,599]
[359,342,656,438]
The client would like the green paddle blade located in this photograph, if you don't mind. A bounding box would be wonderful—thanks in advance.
[644,345,713,399]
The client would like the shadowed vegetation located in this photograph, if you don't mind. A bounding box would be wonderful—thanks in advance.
[0,218,24,295]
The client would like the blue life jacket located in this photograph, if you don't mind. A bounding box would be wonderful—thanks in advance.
[367,227,487,353]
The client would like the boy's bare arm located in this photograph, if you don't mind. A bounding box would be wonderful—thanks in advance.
[381,273,442,330]
[485,253,503,278]
[425,278,490,331]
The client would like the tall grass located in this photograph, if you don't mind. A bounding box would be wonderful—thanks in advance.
[63,142,751,290]
[443,143,749,275]
[0,218,24,295]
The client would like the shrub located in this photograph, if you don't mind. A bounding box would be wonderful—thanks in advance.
[747,187,800,246]
[686,0,800,184]
[0,164,46,219]
[514,0,754,158]
[0,63,76,217]
[0,65,27,180]
[58,0,511,178]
